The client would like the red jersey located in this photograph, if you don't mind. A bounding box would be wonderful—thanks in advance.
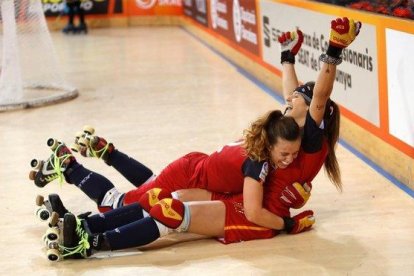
[195,141,268,194]
[263,139,328,217]
[124,142,269,204]
[214,140,328,244]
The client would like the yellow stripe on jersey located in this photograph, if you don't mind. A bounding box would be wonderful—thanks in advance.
[224,225,270,231]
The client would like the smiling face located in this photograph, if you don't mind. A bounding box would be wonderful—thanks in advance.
[269,137,301,169]
[285,92,309,123]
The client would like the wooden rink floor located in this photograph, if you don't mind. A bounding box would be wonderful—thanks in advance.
[1,27,414,275]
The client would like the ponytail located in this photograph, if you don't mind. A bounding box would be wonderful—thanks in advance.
[243,110,300,162]
[324,101,342,190]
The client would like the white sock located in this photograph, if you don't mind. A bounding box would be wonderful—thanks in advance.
[175,203,191,233]
[100,188,124,209]
[154,220,173,236]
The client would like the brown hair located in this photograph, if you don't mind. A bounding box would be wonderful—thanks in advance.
[296,81,342,190]
[243,110,300,162]
[323,101,342,191]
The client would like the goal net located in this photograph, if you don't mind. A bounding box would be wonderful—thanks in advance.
[0,0,78,111]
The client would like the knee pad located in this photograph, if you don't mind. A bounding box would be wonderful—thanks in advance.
[138,188,171,213]
[149,198,184,229]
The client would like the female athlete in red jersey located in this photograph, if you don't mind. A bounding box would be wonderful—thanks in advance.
[32,17,361,260]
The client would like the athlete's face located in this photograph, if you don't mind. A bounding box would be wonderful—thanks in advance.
[269,138,301,169]
[285,92,309,121]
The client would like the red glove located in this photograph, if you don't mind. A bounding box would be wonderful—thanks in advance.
[278,29,304,55]
[280,182,312,209]
[283,210,315,234]
[329,17,361,49]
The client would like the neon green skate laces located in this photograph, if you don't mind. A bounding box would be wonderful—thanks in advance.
[91,143,109,159]
[50,145,73,184]
[61,218,90,259]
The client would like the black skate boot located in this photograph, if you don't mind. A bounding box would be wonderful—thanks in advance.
[75,22,88,34]
[29,138,75,188]
[53,213,110,261]
[35,194,70,222]
[71,126,114,163]
[62,23,76,34]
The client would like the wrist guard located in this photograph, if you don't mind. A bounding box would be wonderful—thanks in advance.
[281,50,295,64]
[283,217,295,233]
[326,45,343,59]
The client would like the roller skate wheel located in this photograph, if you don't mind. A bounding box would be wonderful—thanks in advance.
[83,125,95,135]
[49,211,60,227]
[35,195,45,206]
[47,248,61,262]
[78,137,89,147]
[47,138,60,150]
[46,227,60,242]
[35,207,51,222]
[30,159,40,169]
[29,170,37,181]
[70,143,80,153]
[75,131,83,140]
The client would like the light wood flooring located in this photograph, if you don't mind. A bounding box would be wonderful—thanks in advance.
[0,27,413,275]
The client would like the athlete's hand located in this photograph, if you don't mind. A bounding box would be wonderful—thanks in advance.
[329,17,361,49]
[278,29,304,55]
[283,210,315,234]
[280,182,312,209]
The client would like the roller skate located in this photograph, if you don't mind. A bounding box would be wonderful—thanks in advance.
[46,212,109,261]
[70,125,95,155]
[35,194,69,222]
[62,23,76,34]
[74,22,88,34]
[71,125,114,163]
[29,138,75,188]
[43,212,88,261]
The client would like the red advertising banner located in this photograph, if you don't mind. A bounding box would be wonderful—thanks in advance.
[126,0,183,16]
[183,0,208,26]
[208,0,259,56]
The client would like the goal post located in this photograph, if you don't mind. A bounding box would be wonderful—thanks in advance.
[0,0,78,112]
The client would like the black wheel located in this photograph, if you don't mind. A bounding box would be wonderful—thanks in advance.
[47,138,59,150]
[47,248,61,262]
[30,159,39,168]
[36,208,50,221]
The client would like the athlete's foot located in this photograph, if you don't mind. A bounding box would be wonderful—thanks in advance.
[29,139,75,188]
[74,23,88,34]
[59,213,110,260]
[35,194,70,222]
[89,136,114,163]
[62,23,76,34]
[71,126,114,163]
[45,212,91,261]
[61,213,92,259]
